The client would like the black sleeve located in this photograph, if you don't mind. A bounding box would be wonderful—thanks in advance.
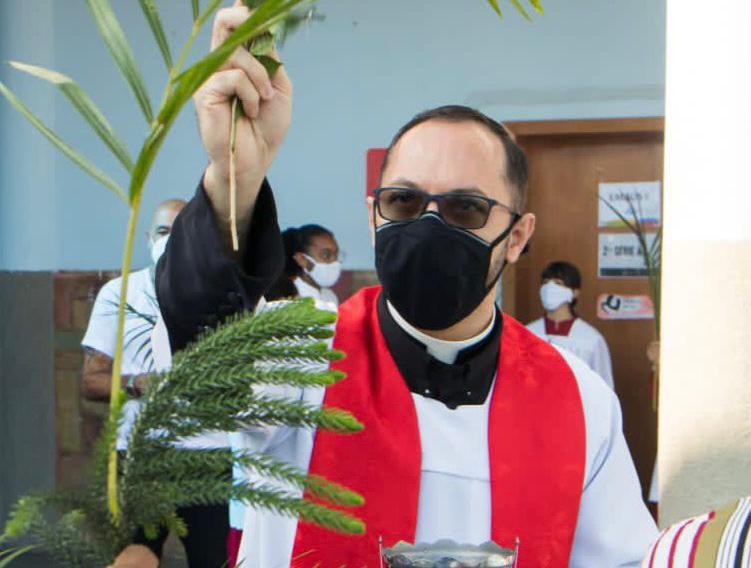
[155,177,284,353]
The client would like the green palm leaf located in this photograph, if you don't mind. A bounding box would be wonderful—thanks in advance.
[138,0,174,71]
[487,0,544,20]
[0,81,127,202]
[169,0,308,101]
[487,0,503,18]
[195,0,223,28]
[191,0,200,22]
[85,0,154,123]
[8,61,133,172]
[509,0,531,20]
[0,545,38,567]
[527,0,544,14]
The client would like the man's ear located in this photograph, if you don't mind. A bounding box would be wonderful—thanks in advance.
[573,288,580,301]
[366,196,376,247]
[505,213,535,264]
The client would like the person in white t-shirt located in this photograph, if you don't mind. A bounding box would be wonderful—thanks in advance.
[266,224,342,310]
[81,199,185,416]
[527,260,615,389]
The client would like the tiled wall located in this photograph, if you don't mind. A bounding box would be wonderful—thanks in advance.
[53,271,118,490]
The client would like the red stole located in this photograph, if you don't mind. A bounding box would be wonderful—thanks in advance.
[291,286,585,567]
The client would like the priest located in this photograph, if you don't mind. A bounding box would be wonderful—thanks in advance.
[153,5,658,567]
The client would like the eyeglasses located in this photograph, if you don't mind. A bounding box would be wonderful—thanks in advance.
[373,187,519,230]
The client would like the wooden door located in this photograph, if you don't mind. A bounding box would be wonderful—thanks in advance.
[503,118,664,499]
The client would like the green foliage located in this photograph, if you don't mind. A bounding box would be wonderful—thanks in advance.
[272,6,325,46]
[1,495,115,567]
[0,546,38,568]
[8,61,134,172]
[1,299,364,565]
[138,0,174,71]
[487,0,544,20]
[599,194,662,338]
[85,0,154,123]
[0,80,128,202]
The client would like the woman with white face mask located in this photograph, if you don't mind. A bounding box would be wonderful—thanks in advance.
[527,261,615,390]
[267,224,342,310]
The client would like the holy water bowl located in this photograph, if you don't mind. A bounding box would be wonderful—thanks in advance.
[381,539,518,568]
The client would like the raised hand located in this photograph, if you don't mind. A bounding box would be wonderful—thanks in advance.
[193,2,293,249]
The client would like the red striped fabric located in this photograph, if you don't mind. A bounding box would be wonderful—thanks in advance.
[668,520,692,568]
[687,512,715,568]
[648,529,667,568]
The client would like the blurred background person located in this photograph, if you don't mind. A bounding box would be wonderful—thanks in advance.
[266,224,342,309]
[527,260,614,389]
[81,199,186,414]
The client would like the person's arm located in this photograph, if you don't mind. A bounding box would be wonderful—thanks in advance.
[81,348,148,401]
[156,178,284,353]
[156,4,292,352]
[81,280,148,400]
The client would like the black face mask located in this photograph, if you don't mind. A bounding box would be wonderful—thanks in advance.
[375,212,517,330]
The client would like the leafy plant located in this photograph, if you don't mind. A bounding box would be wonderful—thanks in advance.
[1,0,318,526]
[600,193,662,413]
[487,0,544,20]
[1,299,364,565]
[599,193,662,339]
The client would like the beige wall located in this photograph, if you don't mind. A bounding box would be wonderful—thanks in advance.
[659,0,751,526]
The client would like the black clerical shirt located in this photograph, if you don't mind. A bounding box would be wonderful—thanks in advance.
[156,180,499,409]
[376,295,500,408]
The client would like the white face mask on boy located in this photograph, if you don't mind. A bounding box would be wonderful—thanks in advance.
[540,281,574,312]
[304,254,342,288]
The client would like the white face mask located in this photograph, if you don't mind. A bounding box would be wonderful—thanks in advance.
[150,234,169,265]
[304,254,342,288]
[540,281,574,312]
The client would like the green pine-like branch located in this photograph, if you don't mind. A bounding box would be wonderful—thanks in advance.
[2,299,364,565]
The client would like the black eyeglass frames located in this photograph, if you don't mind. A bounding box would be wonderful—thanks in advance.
[373,186,519,230]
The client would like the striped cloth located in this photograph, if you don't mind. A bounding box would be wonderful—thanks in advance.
[642,497,751,567]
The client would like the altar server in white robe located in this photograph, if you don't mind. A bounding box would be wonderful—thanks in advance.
[527,260,615,389]
[151,5,657,567]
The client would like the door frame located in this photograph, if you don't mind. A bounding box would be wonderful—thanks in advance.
[508,117,664,137]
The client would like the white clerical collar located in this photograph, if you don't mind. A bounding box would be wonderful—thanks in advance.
[386,300,497,365]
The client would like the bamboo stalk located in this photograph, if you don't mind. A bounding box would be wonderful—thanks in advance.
[107,199,141,522]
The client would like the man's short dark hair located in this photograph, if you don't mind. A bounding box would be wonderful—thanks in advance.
[542,261,582,290]
[378,105,528,211]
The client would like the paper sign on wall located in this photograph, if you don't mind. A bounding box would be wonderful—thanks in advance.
[598,233,657,278]
[598,181,661,229]
[597,294,654,320]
